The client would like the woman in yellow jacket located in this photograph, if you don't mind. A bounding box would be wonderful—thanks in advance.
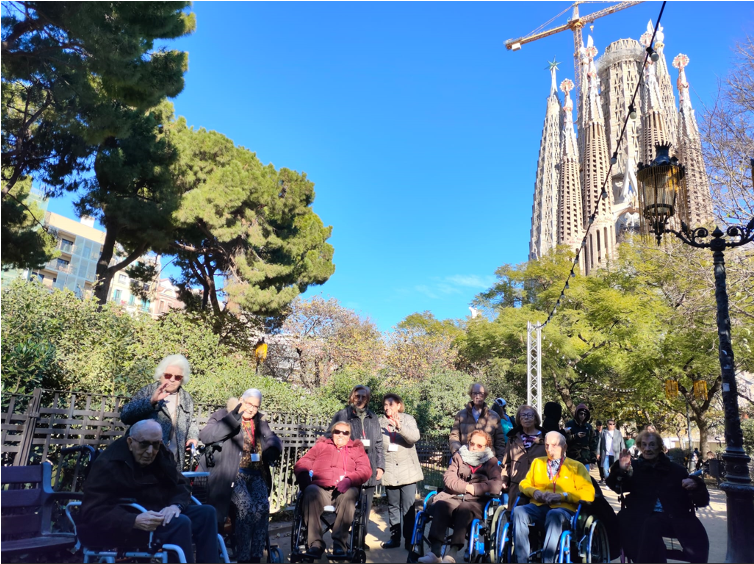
[512,431,595,563]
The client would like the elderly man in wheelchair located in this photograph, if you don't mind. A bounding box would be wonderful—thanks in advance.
[77,419,220,563]
[293,420,372,560]
[511,431,595,563]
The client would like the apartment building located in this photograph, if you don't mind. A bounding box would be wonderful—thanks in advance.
[4,205,184,317]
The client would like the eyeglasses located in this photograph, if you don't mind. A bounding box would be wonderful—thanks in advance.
[332,429,351,436]
[163,373,183,381]
[519,412,536,419]
[471,392,486,397]
[135,440,162,450]
[469,441,486,448]
[354,394,368,400]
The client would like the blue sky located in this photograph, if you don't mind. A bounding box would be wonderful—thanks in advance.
[47,2,753,331]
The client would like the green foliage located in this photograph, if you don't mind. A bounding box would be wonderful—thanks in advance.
[0,177,58,269]
[170,120,335,317]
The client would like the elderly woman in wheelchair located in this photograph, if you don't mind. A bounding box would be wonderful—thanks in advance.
[510,431,596,563]
[293,420,372,560]
[417,430,503,563]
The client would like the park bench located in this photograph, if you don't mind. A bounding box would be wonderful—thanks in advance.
[1,461,82,558]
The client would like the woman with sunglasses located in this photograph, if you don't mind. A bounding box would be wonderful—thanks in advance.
[419,430,503,563]
[121,354,198,472]
[294,421,372,559]
[500,405,546,509]
[199,389,282,563]
[330,385,385,547]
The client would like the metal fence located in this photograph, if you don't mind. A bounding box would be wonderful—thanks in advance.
[1,388,451,513]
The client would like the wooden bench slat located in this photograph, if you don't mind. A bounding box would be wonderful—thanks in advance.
[1,512,42,535]
[1,465,43,483]
[1,487,42,507]
[1,534,76,554]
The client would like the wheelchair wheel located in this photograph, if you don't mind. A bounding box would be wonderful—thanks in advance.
[290,495,308,560]
[350,548,367,563]
[585,519,610,563]
[491,506,511,563]
[467,519,486,563]
[268,546,283,563]
[407,509,429,563]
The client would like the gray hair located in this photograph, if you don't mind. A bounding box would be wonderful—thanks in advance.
[545,430,567,449]
[130,419,162,439]
[154,354,191,385]
[241,388,262,402]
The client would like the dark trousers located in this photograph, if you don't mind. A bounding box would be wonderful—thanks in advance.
[618,509,709,563]
[153,504,219,563]
[428,498,483,549]
[301,484,359,551]
[385,483,417,541]
[362,485,375,536]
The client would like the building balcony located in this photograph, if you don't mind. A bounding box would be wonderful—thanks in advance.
[46,260,73,273]
[57,242,75,254]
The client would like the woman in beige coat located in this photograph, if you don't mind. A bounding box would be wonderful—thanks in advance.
[501,404,546,509]
[379,393,423,550]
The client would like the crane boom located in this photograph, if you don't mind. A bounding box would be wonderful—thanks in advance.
[504,1,642,112]
[504,2,643,51]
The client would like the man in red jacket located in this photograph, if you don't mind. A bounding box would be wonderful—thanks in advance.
[294,421,372,558]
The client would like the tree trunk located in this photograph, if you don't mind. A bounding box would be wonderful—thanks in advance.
[551,370,577,416]
[93,222,119,305]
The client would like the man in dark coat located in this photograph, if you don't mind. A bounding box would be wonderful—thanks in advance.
[79,420,219,563]
[120,354,199,472]
[330,385,384,548]
[541,401,565,436]
[564,403,598,470]
[606,430,709,563]
[449,383,506,458]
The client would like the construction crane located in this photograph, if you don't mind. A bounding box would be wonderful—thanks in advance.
[505,1,643,96]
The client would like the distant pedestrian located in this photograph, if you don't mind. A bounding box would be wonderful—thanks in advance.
[595,420,605,481]
[597,420,625,484]
[541,402,565,436]
[564,404,598,471]
[449,383,506,459]
[491,398,515,440]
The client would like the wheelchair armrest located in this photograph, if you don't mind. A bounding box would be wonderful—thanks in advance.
[423,490,438,511]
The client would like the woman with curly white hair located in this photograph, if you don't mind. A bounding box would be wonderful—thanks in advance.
[121,354,199,471]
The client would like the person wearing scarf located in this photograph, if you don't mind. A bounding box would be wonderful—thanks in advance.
[501,405,547,509]
[512,431,595,563]
[418,430,502,564]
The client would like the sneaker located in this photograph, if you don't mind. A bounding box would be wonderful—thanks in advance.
[418,553,441,563]
[441,556,456,563]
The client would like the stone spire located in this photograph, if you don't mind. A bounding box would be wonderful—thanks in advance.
[673,53,714,225]
[640,23,672,164]
[557,78,583,251]
[645,21,678,146]
[529,62,563,261]
[580,36,614,273]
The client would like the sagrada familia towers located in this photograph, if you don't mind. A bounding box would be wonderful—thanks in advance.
[528,22,714,273]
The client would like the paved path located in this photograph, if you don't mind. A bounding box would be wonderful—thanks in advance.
[267,473,728,563]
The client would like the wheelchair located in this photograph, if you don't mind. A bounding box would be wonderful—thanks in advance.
[289,486,369,563]
[407,489,505,563]
[493,495,610,563]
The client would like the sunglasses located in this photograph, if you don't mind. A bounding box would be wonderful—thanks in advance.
[353,394,368,400]
[471,392,486,397]
[135,440,162,450]
[163,373,183,381]
[332,429,351,436]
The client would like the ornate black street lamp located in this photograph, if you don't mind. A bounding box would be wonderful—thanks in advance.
[637,145,754,563]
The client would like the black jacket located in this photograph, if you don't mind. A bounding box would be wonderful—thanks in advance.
[79,436,191,546]
[120,382,198,472]
[606,453,709,518]
[565,404,598,464]
[199,407,282,523]
[331,405,385,486]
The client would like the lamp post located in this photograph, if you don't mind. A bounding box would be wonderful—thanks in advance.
[637,145,754,563]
